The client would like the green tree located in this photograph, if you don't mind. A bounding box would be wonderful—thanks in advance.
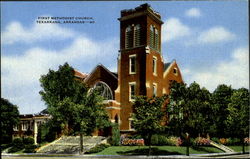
[167,81,213,137]
[39,63,110,154]
[226,88,249,153]
[1,98,19,144]
[211,84,234,137]
[132,95,167,155]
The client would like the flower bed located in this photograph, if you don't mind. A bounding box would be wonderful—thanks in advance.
[121,138,144,146]
[194,137,210,146]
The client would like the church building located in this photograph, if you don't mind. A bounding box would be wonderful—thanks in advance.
[74,3,183,133]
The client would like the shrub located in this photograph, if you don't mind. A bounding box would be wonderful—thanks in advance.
[110,124,120,146]
[23,137,34,145]
[150,134,168,146]
[166,136,183,146]
[85,144,110,154]
[151,135,159,145]
[8,138,24,153]
[194,137,210,146]
[23,144,37,153]
[158,135,168,146]
[211,137,219,143]
[219,138,227,145]
[121,138,144,146]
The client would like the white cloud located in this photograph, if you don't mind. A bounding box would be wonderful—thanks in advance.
[1,21,118,114]
[183,47,249,92]
[162,18,191,42]
[198,26,236,44]
[1,21,76,45]
[185,8,202,18]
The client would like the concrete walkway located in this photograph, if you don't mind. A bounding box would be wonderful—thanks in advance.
[2,152,250,158]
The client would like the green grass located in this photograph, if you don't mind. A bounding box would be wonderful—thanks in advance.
[94,146,224,155]
[229,146,250,152]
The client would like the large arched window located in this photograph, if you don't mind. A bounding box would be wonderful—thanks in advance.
[125,26,133,49]
[149,25,159,51]
[91,81,113,100]
[134,24,141,47]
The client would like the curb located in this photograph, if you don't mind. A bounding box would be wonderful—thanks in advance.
[2,152,250,158]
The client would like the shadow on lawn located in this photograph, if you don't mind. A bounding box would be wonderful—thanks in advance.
[191,146,222,153]
[117,147,182,155]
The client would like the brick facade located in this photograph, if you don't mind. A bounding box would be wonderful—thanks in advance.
[76,3,183,133]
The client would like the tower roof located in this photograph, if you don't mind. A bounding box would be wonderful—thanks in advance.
[119,3,163,24]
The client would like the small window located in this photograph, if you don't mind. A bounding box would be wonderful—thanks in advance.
[153,57,157,75]
[129,82,136,101]
[129,55,136,74]
[153,83,157,96]
[129,118,135,130]
[173,68,178,75]
[21,122,29,131]
[13,125,18,131]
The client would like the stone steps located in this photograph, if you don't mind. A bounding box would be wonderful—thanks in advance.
[37,136,107,154]
[210,141,235,153]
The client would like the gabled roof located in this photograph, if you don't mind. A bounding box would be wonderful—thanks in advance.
[84,64,118,83]
[164,62,171,71]
[74,69,88,79]
[163,59,183,82]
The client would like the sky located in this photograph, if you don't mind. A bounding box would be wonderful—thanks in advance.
[1,1,249,114]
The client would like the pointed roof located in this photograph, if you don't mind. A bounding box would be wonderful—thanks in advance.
[74,69,88,79]
[84,64,118,83]
[163,59,183,82]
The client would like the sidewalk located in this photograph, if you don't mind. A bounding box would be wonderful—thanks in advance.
[2,152,250,158]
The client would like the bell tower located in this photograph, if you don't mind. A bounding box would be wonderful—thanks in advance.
[115,3,165,131]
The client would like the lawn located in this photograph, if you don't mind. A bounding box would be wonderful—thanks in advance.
[94,146,224,155]
[229,146,250,152]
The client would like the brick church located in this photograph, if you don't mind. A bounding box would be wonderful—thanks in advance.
[74,3,183,133]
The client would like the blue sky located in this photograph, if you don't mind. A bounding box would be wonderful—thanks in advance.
[1,1,249,114]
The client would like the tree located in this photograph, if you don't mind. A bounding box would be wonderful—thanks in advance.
[226,88,249,153]
[167,81,213,137]
[0,98,19,144]
[132,95,167,155]
[39,63,110,154]
[211,84,234,137]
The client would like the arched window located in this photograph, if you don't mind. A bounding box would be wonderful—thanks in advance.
[125,26,133,49]
[134,24,141,47]
[114,114,119,123]
[149,25,160,51]
[91,81,113,100]
[155,29,159,50]
[149,25,154,48]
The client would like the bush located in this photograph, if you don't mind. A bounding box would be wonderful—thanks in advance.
[166,136,183,146]
[8,138,24,153]
[211,137,219,143]
[23,144,37,153]
[194,137,210,146]
[121,138,144,146]
[151,135,159,145]
[85,144,110,154]
[110,124,120,146]
[150,134,168,146]
[23,137,34,145]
